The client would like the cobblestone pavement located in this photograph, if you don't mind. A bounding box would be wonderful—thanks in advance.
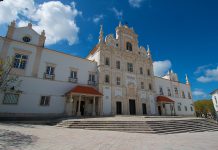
[0,120,217,150]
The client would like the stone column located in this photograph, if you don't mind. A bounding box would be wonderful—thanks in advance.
[173,103,176,116]
[92,96,96,116]
[69,94,73,116]
[99,97,103,116]
[77,95,81,116]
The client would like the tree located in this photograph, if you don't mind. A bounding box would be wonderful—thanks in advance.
[0,57,21,92]
[194,99,216,118]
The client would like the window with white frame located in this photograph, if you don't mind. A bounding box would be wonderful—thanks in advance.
[168,88,171,96]
[159,87,164,95]
[88,73,95,85]
[141,82,144,89]
[127,63,133,72]
[44,65,55,80]
[13,53,28,69]
[116,61,120,69]
[178,105,181,111]
[40,96,50,106]
[116,77,121,85]
[46,66,55,75]
[3,93,19,105]
[89,74,95,82]
[190,106,193,111]
[70,71,77,79]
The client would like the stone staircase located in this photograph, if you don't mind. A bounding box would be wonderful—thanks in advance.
[56,120,154,133]
[146,119,218,134]
[56,118,218,134]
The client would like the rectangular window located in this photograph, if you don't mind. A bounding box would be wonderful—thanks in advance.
[141,82,144,89]
[88,74,96,85]
[46,66,55,75]
[116,77,121,85]
[159,87,164,95]
[168,88,171,96]
[182,91,186,98]
[105,75,110,83]
[140,67,143,75]
[127,63,133,72]
[149,83,152,90]
[147,69,151,76]
[45,66,55,80]
[70,71,77,79]
[184,106,187,111]
[174,87,179,97]
[89,74,95,82]
[188,92,192,99]
[40,96,50,106]
[13,53,28,69]
[105,57,110,66]
[3,93,19,105]
[116,61,120,69]
[178,105,181,111]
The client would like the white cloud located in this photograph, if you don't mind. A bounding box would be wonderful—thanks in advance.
[197,66,218,83]
[112,7,123,20]
[194,64,212,74]
[129,0,144,8]
[192,89,207,98]
[87,34,93,42]
[0,0,35,24]
[93,14,104,24]
[0,0,81,46]
[153,60,172,77]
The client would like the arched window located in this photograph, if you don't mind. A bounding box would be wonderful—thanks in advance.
[126,42,132,51]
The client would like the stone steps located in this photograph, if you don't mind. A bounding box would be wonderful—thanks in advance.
[56,118,218,134]
[147,119,218,134]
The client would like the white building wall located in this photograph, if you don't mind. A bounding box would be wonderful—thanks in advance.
[6,41,37,76]
[155,77,195,116]
[212,92,218,112]
[38,49,97,84]
[12,27,40,46]
[103,86,112,115]
[0,77,69,114]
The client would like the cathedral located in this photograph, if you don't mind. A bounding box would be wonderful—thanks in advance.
[0,21,195,117]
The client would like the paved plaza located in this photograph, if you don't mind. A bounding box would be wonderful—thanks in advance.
[0,117,218,150]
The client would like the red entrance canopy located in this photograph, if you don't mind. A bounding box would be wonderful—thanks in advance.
[66,85,103,96]
[157,96,174,103]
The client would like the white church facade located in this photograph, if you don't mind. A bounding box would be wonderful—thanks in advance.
[0,21,195,117]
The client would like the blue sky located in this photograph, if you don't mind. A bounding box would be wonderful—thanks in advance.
[0,0,218,100]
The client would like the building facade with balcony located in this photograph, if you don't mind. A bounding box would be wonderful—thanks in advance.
[0,21,195,117]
